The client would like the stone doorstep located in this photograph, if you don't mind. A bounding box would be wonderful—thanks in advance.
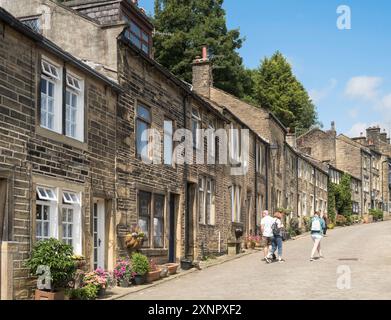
[102,251,257,300]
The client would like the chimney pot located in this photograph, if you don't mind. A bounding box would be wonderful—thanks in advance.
[331,121,336,131]
[202,46,208,60]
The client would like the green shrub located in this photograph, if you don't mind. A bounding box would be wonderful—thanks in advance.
[335,215,347,226]
[26,238,75,291]
[369,209,384,222]
[67,284,99,300]
[289,217,301,237]
[303,216,311,232]
[131,253,150,276]
[351,214,360,223]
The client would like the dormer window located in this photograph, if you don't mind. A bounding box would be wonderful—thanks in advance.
[124,19,151,54]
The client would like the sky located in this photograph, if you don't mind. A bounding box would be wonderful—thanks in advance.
[138,0,391,138]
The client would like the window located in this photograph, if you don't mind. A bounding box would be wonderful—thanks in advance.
[65,74,84,141]
[138,191,165,248]
[192,109,201,149]
[36,204,50,242]
[256,143,263,173]
[138,191,151,248]
[231,185,241,222]
[198,178,205,224]
[136,105,152,160]
[63,191,80,205]
[37,186,57,201]
[230,123,241,163]
[62,207,73,246]
[153,195,164,248]
[123,17,151,55]
[40,59,61,133]
[164,120,173,165]
[199,177,215,225]
[21,17,41,33]
[207,121,216,161]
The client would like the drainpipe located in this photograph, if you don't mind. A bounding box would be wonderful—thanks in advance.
[183,94,189,259]
[265,145,269,210]
[254,137,258,235]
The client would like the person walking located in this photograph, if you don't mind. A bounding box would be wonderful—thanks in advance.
[260,210,274,263]
[269,211,285,263]
[322,212,328,236]
[310,211,326,261]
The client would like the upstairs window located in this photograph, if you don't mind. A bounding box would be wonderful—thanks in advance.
[191,109,201,149]
[40,59,62,134]
[136,105,152,160]
[65,74,84,141]
[230,185,241,223]
[256,143,263,173]
[230,123,241,163]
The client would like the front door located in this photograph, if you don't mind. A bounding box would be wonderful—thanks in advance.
[168,194,177,263]
[93,200,105,270]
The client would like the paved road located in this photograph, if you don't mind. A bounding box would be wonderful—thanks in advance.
[120,221,391,300]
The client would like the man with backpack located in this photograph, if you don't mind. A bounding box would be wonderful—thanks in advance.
[260,210,274,263]
[310,211,326,261]
[266,211,285,263]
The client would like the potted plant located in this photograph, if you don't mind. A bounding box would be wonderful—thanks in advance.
[83,268,115,298]
[246,236,256,250]
[66,283,99,300]
[130,253,150,285]
[114,258,132,288]
[180,258,193,270]
[125,225,145,250]
[146,259,161,283]
[72,254,87,270]
[26,238,76,300]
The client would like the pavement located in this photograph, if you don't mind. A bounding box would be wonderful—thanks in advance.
[116,221,391,300]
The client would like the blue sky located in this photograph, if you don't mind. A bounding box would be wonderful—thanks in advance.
[138,0,391,137]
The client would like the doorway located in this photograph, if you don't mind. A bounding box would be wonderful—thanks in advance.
[168,194,178,263]
[93,199,105,270]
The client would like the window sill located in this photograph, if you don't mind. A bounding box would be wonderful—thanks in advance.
[36,126,87,151]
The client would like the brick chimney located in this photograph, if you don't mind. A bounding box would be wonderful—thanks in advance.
[286,128,297,148]
[192,46,213,98]
[366,126,381,145]
[380,130,388,143]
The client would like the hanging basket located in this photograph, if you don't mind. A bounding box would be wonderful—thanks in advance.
[125,235,144,250]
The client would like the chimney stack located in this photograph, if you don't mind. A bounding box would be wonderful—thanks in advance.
[286,128,297,148]
[331,121,336,132]
[192,45,213,98]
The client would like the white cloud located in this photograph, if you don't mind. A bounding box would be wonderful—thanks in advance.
[381,93,391,110]
[348,108,358,118]
[309,78,337,104]
[346,122,368,138]
[345,76,383,100]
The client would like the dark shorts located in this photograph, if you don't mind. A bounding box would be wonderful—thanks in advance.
[261,236,272,248]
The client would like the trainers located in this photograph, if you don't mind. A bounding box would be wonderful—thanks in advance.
[278,258,285,263]
[310,258,315,262]
[265,257,271,264]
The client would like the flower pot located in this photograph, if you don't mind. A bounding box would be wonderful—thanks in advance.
[97,287,106,298]
[180,259,193,271]
[35,289,65,300]
[164,263,179,275]
[133,274,146,285]
[159,266,168,278]
[146,269,161,283]
[119,279,130,288]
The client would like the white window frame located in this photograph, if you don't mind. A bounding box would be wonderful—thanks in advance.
[206,178,215,225]
[230,123,241,163]
[164,119,174,165]
[231,185,241,223]
[40,58,62,134]
[256,143,263,173]
[37,186,57,201]
[36,186,59,241]
[61,190,82,254]
[192,109,201,149]
[207,121,216,161]
[65,73,84,142]
[199,178,206,224]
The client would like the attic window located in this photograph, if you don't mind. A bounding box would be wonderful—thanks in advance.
[41,60,60,80]
[21,17,40,33]
[66,75,81,92]
[123,16,150,54]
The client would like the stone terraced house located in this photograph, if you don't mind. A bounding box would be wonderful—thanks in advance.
[0,0,331,300]
[0,7,122,299]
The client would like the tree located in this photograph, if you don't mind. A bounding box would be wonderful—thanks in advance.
[327,182,337,222]
[334,174,353,216]
[153,0,251,98]
[251,51,318,133]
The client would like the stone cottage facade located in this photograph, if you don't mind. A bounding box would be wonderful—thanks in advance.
[0,7,121,299]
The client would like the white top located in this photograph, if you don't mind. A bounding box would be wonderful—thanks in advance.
[260,215,275,237]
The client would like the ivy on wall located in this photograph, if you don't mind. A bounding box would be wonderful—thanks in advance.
[328,173,353,222]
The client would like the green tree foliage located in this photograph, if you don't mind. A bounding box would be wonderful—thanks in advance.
[327,182,337,222]
[250,51,318,132]
[153,0,251,98]
[333,174,353,216]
